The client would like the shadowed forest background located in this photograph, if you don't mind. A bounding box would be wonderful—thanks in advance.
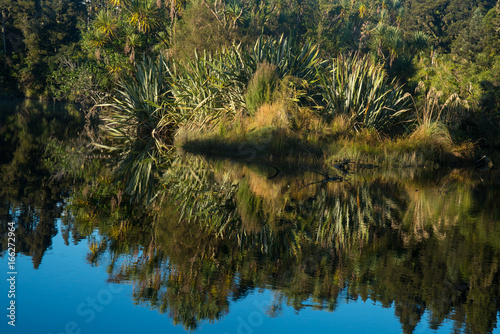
[1,0,500,106]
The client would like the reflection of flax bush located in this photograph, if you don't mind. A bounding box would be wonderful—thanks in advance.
[69,156,500,333]
[305,183,403,250]
[160,156,239,232]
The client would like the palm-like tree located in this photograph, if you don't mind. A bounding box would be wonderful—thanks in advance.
[395,6,404,28]
[368,23,404,66]
[410,31,430,56]
[124,28,142,62]
[126,33,141,62]
[87,29,108,60]
[124,0,159,34]
[368,23,387,57]
[385,25,404,66]
[94,10,118,38]
[379,8,389,25]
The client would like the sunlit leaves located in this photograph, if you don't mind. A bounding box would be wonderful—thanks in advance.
[95,10,118,38]
[316,53,409,132]
[88,29,108,49]
[247,35,326,82]
[125,0,160,33]
[97,56,179,202]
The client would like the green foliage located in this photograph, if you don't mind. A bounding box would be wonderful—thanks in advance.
[244,62,278,115]
[451,8,489,63]
[246,35,325,82]
[0,0,86,96]
[173,0,243,57]
[168,50,244,129]
[404,0,497,51]
[317,53,409,132]
[96,56,178,202]
[48,56,111,104]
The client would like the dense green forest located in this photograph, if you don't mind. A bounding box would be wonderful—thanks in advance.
[2,0,500,102]
[1,0,500,169]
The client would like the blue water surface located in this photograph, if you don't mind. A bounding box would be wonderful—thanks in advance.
[0,221,469,334]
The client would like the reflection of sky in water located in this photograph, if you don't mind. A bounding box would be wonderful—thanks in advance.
[0,221,462,334]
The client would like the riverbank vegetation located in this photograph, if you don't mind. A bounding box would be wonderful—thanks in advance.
[1,0,499,178]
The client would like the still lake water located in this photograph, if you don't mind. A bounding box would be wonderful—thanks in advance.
[1,99,500,334]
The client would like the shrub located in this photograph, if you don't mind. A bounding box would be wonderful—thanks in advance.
[409,121,454,154]
[96,56,179,202]
[317,53,410,133]
[245,62,278,115]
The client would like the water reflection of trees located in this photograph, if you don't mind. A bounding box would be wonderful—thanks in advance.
[2,99,498,334]
[67,155,500,334]
[0,99,85,268]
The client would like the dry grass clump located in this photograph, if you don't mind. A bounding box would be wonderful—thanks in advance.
[330,114,352,136]
[409,122,454,153]
[249,102,290,129]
